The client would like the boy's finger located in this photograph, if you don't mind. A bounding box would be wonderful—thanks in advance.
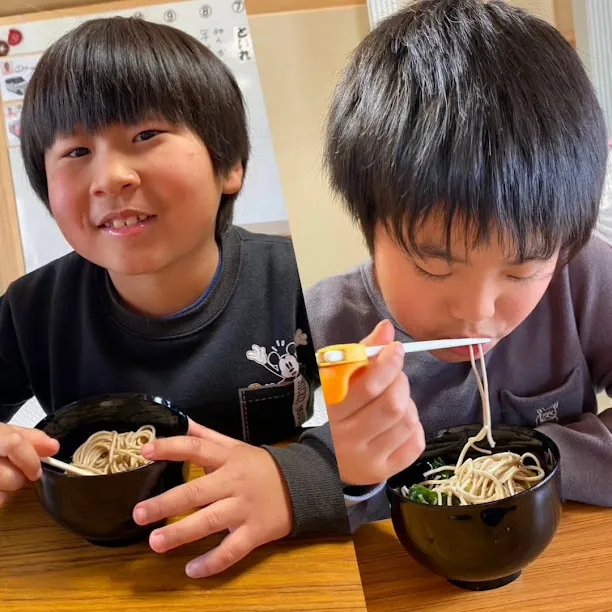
[0,430,43,482]
[187,419,240,449]
[360,319,396,347]
[15,427,60,456]
[185,525,255,578]
[2,425,60,461]
[141,435,229,471]
[0,457,28,492]
[0,491,8,508]
[329,341,406,422]
[336,371,412,442]
[133,471,230,525]
[385,422,426,476]
[367,416,422,465]
[148,498,238,554]
[31,437,60,457]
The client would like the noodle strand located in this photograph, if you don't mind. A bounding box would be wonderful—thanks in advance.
[401,343,545,505]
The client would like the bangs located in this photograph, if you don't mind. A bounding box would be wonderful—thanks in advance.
[385,206,562,265]
[23,17,212,153]
[29,36,187,144]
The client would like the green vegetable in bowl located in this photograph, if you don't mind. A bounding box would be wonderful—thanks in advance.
[427,457,447,470]
[406,484,438,505]
[426,457,453,479]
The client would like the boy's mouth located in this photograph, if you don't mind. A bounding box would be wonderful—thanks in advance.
[446,343,493,358]
[99,214,154,229]
[96,211,158,237]
[98,213,156,229]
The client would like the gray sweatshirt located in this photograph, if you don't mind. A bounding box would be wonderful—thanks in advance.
[303,235,612,530]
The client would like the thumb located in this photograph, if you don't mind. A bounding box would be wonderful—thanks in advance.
[17,426,60,457]
[360,319,396,347]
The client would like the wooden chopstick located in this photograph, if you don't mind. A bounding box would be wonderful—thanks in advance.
[41,456,96,477]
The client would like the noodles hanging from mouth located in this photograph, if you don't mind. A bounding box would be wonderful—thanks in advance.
[68,425,156,476]
[401,345,546,506]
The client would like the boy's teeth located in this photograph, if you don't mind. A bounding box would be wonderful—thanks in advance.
[107,214,149,229]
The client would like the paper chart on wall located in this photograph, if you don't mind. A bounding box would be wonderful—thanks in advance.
[0,0,287,273]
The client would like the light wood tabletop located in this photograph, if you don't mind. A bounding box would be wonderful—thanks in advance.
[0,464,367,612]
[354,503,611,612]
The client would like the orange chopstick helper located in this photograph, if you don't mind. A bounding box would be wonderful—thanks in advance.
[316,337,491,406]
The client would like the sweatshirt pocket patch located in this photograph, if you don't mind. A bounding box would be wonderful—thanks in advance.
[238,374,312,446]
[500,365,586,428]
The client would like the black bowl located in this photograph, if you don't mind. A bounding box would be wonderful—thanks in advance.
[34,393,189,548]
[386,425,562,591]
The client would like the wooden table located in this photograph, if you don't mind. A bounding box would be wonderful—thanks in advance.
[0,465,367,612]
[354,503,611,612]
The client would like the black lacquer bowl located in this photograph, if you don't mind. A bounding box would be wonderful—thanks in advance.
[34,393,189,547]
[386,425,562,591]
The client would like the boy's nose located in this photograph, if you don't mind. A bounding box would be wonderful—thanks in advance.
[90,156,140,197]
[448,286,496,324]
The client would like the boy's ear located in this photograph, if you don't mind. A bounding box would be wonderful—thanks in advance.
[221,161,244,195]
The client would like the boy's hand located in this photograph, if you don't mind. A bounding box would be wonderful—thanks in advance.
[0,423,60,508]
[328,320,425,487]
[132,419,293,578]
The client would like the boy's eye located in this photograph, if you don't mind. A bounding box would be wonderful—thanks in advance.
[507,273,536,283]
[412,262,452,281]
[67,147,90,158]
[135,130,161,142]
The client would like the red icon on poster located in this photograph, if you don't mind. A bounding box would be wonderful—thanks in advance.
[8,29,23,47]
[0,41,9,57]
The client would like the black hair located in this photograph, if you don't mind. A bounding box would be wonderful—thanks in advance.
[21,16,250,236]
[324,0,608,263]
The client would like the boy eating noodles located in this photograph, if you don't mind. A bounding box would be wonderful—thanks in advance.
[0,17,348,577]
[305,0,612,529]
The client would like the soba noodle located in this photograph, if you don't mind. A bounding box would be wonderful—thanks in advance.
[68,425,156,476]
[400,345,546,505]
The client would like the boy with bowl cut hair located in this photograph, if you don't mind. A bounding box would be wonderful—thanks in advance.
[0,17,348,579]
[303,0,612,529]
[20,16,246,238]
